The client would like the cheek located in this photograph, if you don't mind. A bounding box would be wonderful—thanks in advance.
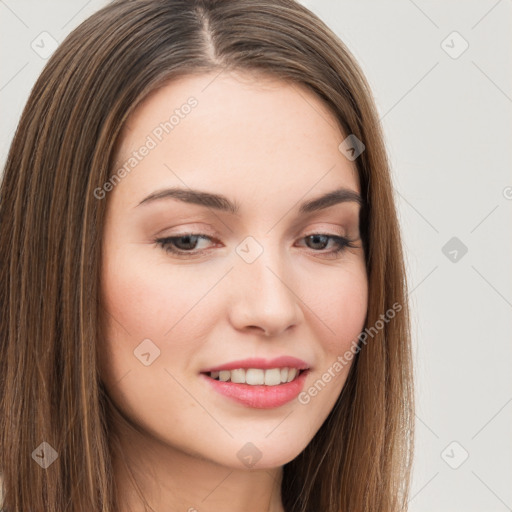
[101,246,204,338]
[306,261,368,354]
[290,263,367,439]
[98,247,194,383]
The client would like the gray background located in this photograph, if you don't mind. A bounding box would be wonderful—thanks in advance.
[1,1,511,510]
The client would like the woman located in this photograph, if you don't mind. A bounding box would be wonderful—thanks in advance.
[0,0,414,510]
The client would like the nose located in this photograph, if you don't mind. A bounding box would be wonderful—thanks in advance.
[228,245,303,337]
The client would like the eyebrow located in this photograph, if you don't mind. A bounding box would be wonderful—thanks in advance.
[136,186,363,215]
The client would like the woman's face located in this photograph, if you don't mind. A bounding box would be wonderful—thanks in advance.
[99,71,368,469]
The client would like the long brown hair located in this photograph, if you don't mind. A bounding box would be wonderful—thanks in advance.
[0,0,414,510]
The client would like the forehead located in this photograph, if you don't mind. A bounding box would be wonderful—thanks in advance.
[112,71,360,210]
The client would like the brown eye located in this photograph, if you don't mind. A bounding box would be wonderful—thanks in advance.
[299,233,357,257]
[155,234,215,256]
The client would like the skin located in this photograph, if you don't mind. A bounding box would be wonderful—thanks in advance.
[99,70,368,512]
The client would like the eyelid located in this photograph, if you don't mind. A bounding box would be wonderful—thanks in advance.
[302,223,347,235]
[152,223,220,238]
[155,218,357,241]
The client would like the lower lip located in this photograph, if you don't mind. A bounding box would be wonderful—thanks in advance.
[201,370,309,409]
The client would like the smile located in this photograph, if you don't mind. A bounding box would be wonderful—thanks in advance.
[207,367,304,385]
[201,368,310,409]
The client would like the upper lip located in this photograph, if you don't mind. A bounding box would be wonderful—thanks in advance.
[201,356,310,373]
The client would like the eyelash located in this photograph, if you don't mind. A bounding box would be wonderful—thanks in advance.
[154,232,358,259]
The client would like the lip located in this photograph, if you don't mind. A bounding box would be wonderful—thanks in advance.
[201,369,310,409]
[200,356,310,373]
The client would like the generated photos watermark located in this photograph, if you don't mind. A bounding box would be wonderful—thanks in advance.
[93,96,198,200]
[298,301,402,404]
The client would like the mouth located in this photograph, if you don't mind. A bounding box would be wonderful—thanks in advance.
[202,367,307,386]
[200,367,310,409]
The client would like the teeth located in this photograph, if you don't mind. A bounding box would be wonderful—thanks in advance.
[208,367,303,385]
[286,368,297,382]
[230,368,246,383]
[246,368,264,385]
[264,368,281,386]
